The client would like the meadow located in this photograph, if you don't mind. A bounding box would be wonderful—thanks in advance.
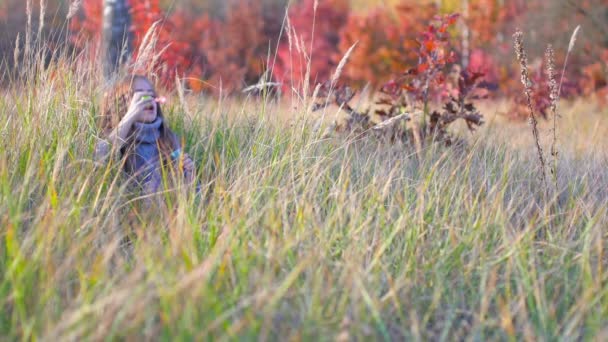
[0,0,607,340]
[0,53,607,340]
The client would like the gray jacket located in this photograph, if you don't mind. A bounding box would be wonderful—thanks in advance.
[95,117,169,195]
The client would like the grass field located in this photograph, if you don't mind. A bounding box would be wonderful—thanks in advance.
[0,58,607,341]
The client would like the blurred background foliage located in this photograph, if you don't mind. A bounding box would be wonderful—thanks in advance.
[1,0,607,100]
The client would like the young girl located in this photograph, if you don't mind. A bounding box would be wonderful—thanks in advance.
[95,74,196,196]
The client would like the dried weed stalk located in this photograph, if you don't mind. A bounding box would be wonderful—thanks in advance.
[514,29,548,192]
[546,45,559,189]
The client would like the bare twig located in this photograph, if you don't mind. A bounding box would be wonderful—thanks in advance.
[371,113,410,131]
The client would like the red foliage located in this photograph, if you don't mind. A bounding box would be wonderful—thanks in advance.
[130,1,200,88]
[581,49,608,102]
[467,49,499,84]
[167,11,214,92]
[69,1,103,56]
[312,14,486,146]
[274,0,349,92]
[65,0,608,101]
[381,13,459,104]
[70,0,201,88]
[509,58,578,120]
[199,0,282,95]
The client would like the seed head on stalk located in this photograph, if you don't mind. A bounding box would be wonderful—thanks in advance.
[513,29,548,194]
[546,45,558,189]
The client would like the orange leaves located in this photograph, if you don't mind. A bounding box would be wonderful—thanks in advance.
[424,40,437,53]
[417,62,430,73]
[336,9,403,88]
[444,13,460,26]
[199,0,283,95]
[336,2,438,89]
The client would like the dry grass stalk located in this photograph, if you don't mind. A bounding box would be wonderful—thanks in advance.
[277,12,297,102]
[285,14,293,54]
[282,11,295,102]
[133,21,162,75]
[303,44,312,101]
[38,0,47,42]
[567,25,580,55]
[545,26,580,192]
[286,23,308,100]
[303,0,320,103]
[25,0,33,64]
[13,33,21,68]
[410,116,423,157]
[311,42,358,128]
[331,42,357,86]
[242,70,281,95]
[309,82,321,112]
[558,26,580,103]
[67,0,82,20]
[292,28,303,56]
[546,45,558,188]
[371,113,410,131]
[513,29,548,192]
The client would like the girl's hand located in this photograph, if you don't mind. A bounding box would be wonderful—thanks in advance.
[182,153,196,184]
[182,154,195,172]
[123,91,155,124]
[107,91,156,147]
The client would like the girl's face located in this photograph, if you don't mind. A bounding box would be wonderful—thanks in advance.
[132,77,158,123]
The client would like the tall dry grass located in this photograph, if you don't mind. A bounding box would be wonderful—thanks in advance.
[0,13,607,342]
